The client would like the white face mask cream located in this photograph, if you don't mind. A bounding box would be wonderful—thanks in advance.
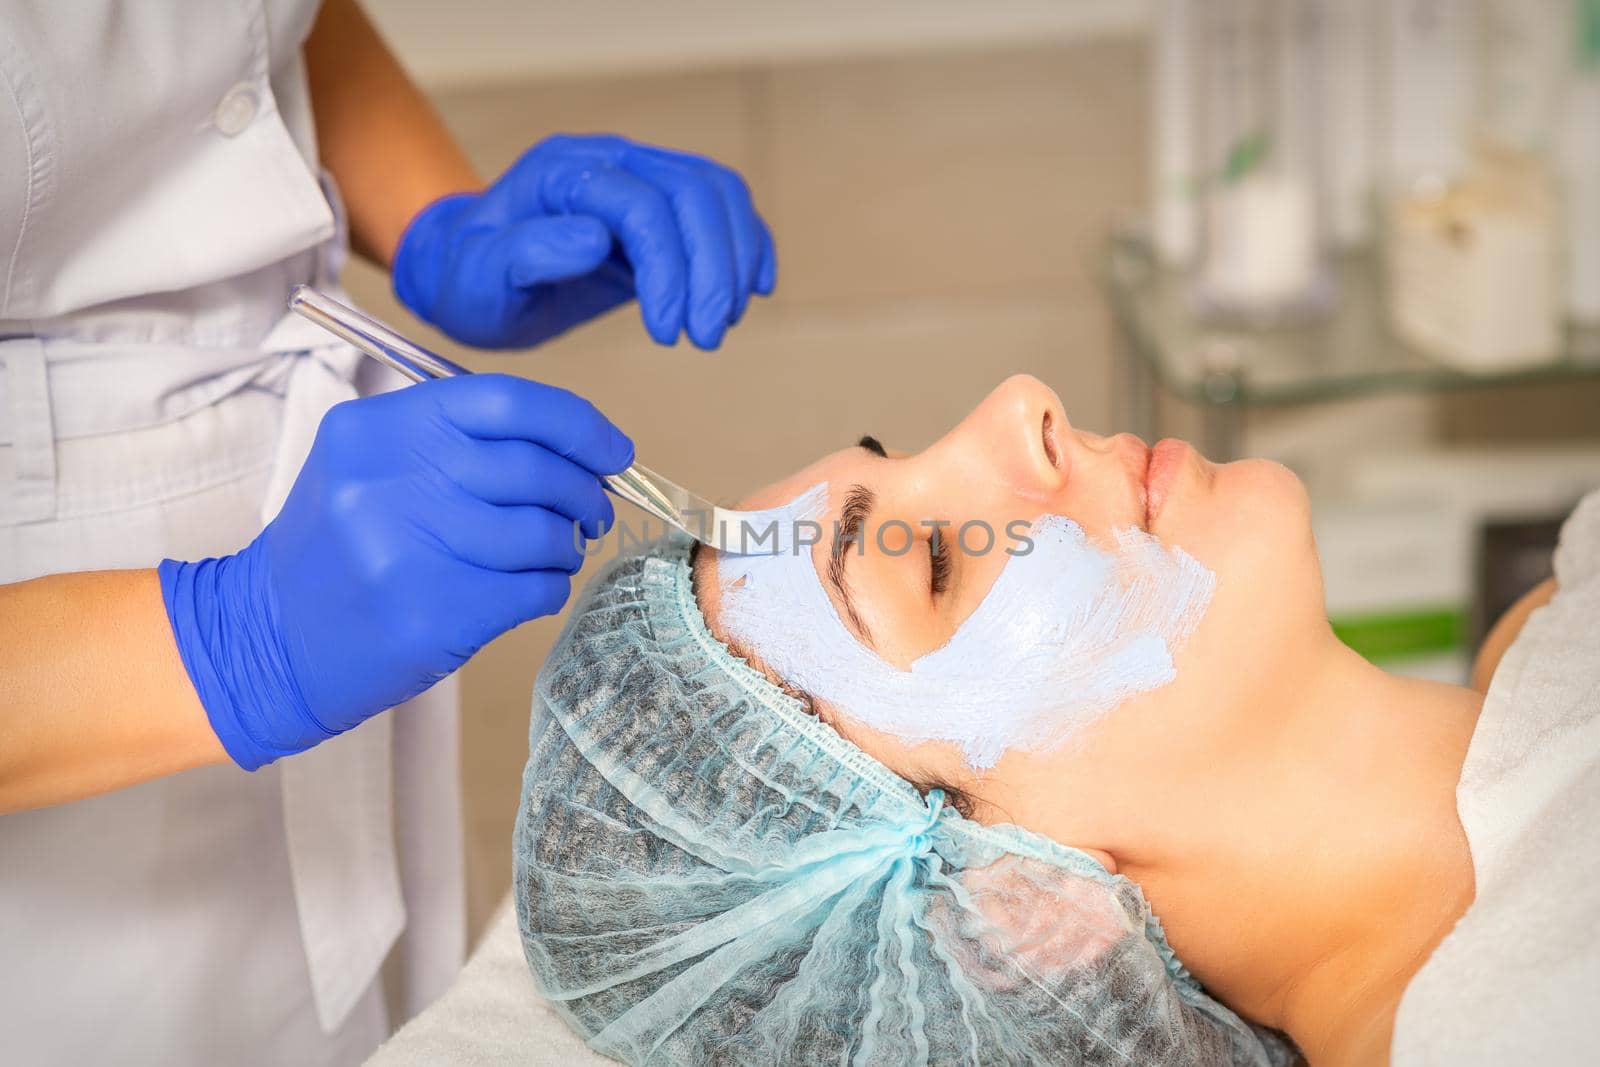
[717,483,1214,769]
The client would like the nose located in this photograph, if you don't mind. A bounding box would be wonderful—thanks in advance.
[923,374,1069,502]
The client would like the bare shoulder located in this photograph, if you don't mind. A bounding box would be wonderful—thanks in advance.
[1470,577,1559,693]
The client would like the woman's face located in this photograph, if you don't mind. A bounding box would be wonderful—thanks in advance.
[697,374,1328,865]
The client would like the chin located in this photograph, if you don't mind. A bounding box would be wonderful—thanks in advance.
[1162,458,1311,565]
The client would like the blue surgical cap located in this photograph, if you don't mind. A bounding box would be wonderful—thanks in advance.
[514,536,1297,1065]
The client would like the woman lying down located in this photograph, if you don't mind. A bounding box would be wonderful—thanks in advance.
[512,375,1599,1067]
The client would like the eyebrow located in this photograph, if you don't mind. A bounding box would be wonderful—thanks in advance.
[825,434,886,647]
[827,484,875,647]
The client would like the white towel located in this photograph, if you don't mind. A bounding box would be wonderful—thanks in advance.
[366,898,614,1067]
[1392,489,1600,1066]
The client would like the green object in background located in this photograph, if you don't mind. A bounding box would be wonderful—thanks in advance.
[1582,0,1600,67]
[1221,131,1271,184]
[1331,606,1468,664]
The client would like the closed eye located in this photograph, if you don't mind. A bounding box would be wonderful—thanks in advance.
[856,435,947,595]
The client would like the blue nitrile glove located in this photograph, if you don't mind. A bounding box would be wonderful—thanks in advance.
[393,134,777,352]
[158,374,632,770]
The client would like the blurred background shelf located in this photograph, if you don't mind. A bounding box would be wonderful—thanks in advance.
[1104,230,1600,458]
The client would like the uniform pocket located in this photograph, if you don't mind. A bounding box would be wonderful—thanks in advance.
[49,385,285,521]
[0,387,284,580]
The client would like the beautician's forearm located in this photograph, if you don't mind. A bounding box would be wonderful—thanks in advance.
[305,0,482,268]
[0,570,225,814]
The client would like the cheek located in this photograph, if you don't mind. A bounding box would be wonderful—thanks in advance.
[1174,460,1324,677]
[1183,460,1315,586]
[1226,460,1319,599]
[1056,467,1141,542]
[827,710,973,791]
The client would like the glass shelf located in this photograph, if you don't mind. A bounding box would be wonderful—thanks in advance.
[1102,231,1600,411]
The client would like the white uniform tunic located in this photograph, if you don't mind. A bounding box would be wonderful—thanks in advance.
[0,3,464,1063]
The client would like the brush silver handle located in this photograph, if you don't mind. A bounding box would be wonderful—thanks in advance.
[288,286,689,535]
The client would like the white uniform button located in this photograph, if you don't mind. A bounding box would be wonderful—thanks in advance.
[213,83,259,136]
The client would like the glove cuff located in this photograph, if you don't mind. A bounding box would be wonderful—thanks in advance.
[393,192,478,325]
[158,546,330,771]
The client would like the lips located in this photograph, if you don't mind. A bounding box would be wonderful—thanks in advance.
[1144,438,1189,527]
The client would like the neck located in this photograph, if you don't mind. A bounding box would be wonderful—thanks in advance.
[1144,642,1482,1067]
[1260,646,1480,1066]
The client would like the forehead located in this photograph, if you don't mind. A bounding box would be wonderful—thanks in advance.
[699,447,869,681]
[735,446,867,511]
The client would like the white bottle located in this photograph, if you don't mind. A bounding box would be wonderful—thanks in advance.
[1195,0,1327,316]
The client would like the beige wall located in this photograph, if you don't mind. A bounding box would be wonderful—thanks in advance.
[344,37,1148,940]
[361,0,1147,84]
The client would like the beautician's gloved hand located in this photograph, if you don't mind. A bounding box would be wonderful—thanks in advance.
[158,375,632,770]
[393,133,777,351]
